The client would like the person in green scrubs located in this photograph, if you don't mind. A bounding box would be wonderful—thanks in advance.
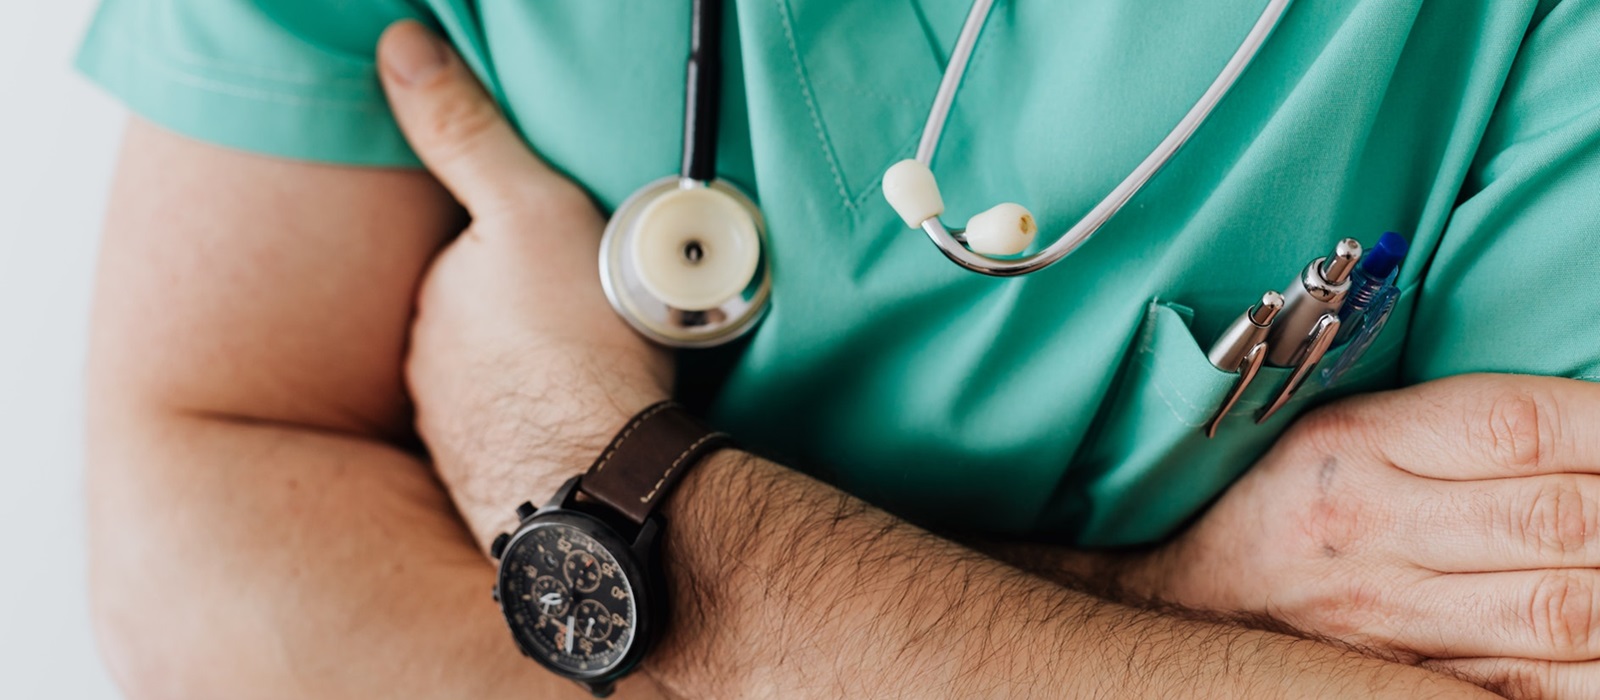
[76,0,1600,696]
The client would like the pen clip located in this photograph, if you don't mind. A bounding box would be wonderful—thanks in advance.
[1205,340,1267,438]
[1257,313,1340,423]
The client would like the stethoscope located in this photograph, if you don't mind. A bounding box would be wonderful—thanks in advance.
[599,0,1294,348]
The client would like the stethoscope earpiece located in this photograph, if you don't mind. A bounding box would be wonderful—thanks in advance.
[964,203,1037,257]
[883,159,1037,258]
[883,159,946,230]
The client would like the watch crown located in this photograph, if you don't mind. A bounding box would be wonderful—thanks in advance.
[515,501,537,520]
[489,532,511,560]
[491,584,500,603]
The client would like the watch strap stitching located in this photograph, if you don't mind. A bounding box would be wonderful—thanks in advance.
[639,431,729,504]
[579,402,729,525]
[590,401,673,475]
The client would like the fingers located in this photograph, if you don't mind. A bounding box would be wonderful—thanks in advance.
[1338,374,1600,481]
[1425,657,1600,699]
[1393,570,1600,663]
[1390,473,1600,571]
[377,21,573,216]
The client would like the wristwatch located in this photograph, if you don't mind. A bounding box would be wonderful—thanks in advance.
[488,402,731,697]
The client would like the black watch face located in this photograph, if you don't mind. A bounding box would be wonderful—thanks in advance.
[499,520,639,676]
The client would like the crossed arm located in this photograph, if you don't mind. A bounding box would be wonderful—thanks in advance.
[87,123,1476,700]
[86,24,1543,700]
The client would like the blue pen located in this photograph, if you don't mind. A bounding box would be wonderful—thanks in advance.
[1321,232,1409,386]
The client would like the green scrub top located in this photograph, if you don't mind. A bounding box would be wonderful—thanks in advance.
[78,0,1600,546]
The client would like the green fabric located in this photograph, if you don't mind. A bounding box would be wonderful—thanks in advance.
[78,0,1600,545]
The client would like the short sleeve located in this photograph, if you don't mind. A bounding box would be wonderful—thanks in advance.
[1404,0,1600,384]
[76,0,431,166]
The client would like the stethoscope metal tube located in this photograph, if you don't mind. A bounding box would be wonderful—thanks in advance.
[913,0,992,166]
[903,0,1295,277]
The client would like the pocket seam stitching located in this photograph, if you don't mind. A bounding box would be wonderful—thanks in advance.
[774,0,856,211]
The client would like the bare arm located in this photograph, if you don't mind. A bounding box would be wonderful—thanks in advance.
[989,375,1600,697]
[377,23,1490,699]
[83,23,1494,698]
[85,118,663,699]
[634,449,1484,698]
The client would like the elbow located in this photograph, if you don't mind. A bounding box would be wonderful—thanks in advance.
[84,415,265,700]
[89,578,192,700]
[85,482,227,700]
[87,540,215,700]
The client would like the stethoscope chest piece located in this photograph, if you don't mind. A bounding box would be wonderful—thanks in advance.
[599,176,770,348]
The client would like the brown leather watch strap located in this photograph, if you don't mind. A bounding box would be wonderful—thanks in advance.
[578,402,731,525]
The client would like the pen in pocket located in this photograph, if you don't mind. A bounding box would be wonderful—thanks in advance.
[1255,238,1362,423]
[1204,233,1407,436]
[1204,291,1284,438]
[1320,232,1409,386]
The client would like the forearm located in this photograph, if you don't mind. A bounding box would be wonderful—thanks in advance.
[86,405,664,700]
[80,120,667,698]
[649,451,1488,699]
[978,540,1162,605]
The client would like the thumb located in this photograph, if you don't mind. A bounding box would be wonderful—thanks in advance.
[377,21,565,216]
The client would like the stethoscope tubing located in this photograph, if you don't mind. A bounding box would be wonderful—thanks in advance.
[916,0,1295,277]
[601,0,1296,348]
[682,0,723,183]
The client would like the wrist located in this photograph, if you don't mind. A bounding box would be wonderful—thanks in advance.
[424,364,669,545]
[990,543,1149,600]
[646,449,780,697]
[483,401,726,696]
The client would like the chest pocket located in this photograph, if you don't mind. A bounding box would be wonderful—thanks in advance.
[1062,288,1414,546]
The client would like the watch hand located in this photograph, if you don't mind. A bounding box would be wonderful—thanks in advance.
[586,618,595,636]
[565,615,576,654]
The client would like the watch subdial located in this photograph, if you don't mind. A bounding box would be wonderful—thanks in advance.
[529,575,570,617]
[563,550,603,593]
[576,599,614,641]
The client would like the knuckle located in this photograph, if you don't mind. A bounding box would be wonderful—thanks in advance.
[1279,406,1383,558]
[1295,578,1384,639]
[1297,492,1368,558]
[1525,571,1600,656]
[1472,386,1555,474]
[1511,478,1595,556]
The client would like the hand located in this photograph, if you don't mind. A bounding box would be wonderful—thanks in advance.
[1124,373,1600,695]
[377,22,671,542]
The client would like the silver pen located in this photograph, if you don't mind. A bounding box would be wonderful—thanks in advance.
[1257,238,1362,422]
[1205,291,1285,438]
[1265,238,1361,367]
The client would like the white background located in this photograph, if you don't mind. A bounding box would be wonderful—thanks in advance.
[1,1,125,697]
